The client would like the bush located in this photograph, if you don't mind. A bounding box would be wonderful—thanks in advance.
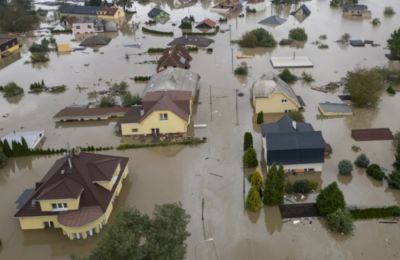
[289,27,308,41]
[238,28,277,48]
[1,82,24,97]
[292,179,311,194]
[134,76,151,81]
[110,81,128,95]
[326,209,353,235]
[256,111,263,124]
[246,187,263,212]
[354,154,370,168]
[316,182,345,216]
[116,138,206,150]
[384,6,395,16]
[243,132,253,151]
[250,170,263,190]
[386,86,396,95]
[30,80,45,93]
[263,164,285,206]
[121,92,141,107]
[288,111,304,122]
[338,160,353,175]
[234,64,248,76]
[279,69,298,84]
[99,95,116,107]
[301,72,314,84]
[366,164,385,181]
[349,206,400,220]
[285,181,293,194]
[371,18,381,26]
[30,52,49,63]
[29,38,49,52]
[388,170,400,189]
[243,147,258,168]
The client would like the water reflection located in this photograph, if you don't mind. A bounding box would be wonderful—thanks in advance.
[264,206,282,234]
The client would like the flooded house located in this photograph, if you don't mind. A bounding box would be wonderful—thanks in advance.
[246,0,266,13]
[291,4,311,22]
[168,35,214,47]
[96,6,125,20]
[195,19,217,30]
[261,115,325,173]
[118,90,193,136]
[14,152,129,240]
[342,4,371,18]
[71,18,96,35]
[0,37,20,59]
[211,0,242,14]
[1,130,45,150]
[252,74,303,114]
[53,106,130,122]
[59,5,99,19]
[157,45,192,72]
[147,7,170,23]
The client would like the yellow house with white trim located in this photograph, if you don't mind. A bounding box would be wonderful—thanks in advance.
[252,74,303,114]
[15,152,129,240]
[96,6,125,21]
[119,90,193,136]
[0,37,20,59]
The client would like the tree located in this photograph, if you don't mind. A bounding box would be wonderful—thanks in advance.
[288,111,304,122]
[21,137,30,155]
[384,6,396,16]
[99,95,116,107]
[289,27,308,41]
[0,5,39,32]
[250,170,263,190]
[243,147,258,168]
[1,82,24,98]
[88,203,190,260]
[246,187,263,212]
[2,139,12,157]
[263,164,285,206]
[345,68,384,107]
[388,170,400,189]
[393,132,400,170]
[110,81,129,95]
[338,160,353,175]
[238,28,277,48]
[292,179,311,194]
[326,209,354,235]
[279,69,298,84]
[354,154,370,168]
[316,182,345,216]
[0,148,8,168]
[243,132,253,151]
[388,28,400,58]
[366,164,385,181]
[256,111,264,124]
[121,92,141,107]
[116,0,133,11]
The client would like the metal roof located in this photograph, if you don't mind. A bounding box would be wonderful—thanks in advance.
[259,15,287,26]
[59,5,99,15]
[1,130,44,149]
[319,102,352,113]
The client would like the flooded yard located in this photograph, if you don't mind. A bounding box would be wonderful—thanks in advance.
[1,0,400,259]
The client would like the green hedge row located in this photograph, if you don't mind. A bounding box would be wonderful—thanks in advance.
[117,138,206,150]
[142,27,173,36]
[148,48,166,53]
[349,206,400,220]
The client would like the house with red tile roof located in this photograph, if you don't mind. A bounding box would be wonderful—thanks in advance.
[195,18,217,29]
[15,152,129,239]
[157,45,192,72]
[118,90,193,136]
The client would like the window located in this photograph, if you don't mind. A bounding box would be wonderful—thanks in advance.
[281,99,288,103]
[76,25,81,29]
[131,128,138,133]
[160,113,168,120]
[87,25,92,29]
[51,203,68,211]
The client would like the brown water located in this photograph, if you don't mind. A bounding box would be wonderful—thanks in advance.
[1,0,400,259]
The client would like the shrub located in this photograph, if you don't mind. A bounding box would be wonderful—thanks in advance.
[246,187,263,212]
[354,154,370,168]
[30,52,49,63]
[288,111,304,122]
[365,164,384,181]
[1,82,24,97]
[30,80,45,93]
[285,181,293,194]
[279,69,298,84]
[326,209,353,235]
[122,92,141,107]
[292,179,311,194]
[318,43,329,49]
[99,95,116,107]
[386,86,396,95]
[29,38,49,52]
[110,81,128,95]
[301,72,314,83]
[243,132,253,151]
[316,182,345,216]
[263,164,285,206]
[384,6,395,16]
[338,160,353,175]
[256,111,263,124]
[243,147,258,168]
[250,171,263,190]
[289,27,308,41]
[234,64,248,76]
[238,28,277,48]
[388,170,400,189]
[371,18,381,26]
[133,76,151,81]
[148,48,166,53]
[349,206,400,220]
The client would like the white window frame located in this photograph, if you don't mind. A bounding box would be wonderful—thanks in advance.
[160,113,168,120]
[51,202,68,211]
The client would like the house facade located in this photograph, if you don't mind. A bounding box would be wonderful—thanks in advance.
[261,115,325,173]
[97,7,125,20]
[71,20,96,35]
[119,91,193,136]
[342,4,371,18]
[246,0,266,12]
[0,37,20,59]
[15,152,129,240]
[252,74,302,114]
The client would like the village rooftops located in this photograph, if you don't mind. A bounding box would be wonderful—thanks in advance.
[1,130,44,149]
[342,4,369,12]
[196,19,217,29]
[98,6,120,16]
[15,152,129,218]
[53,106,130,121]
[253,74,302,107]
[168,35,214,47]
[144,67,200,96]
[59,5,100,16]
[148,7,169,18]
[157,45,192,72]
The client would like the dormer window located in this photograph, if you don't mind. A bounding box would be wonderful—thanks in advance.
[51,203,68,211]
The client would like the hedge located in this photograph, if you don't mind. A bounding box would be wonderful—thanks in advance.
[117,138,206,150]
[349,206,400,220]
[148,48,166,53]
[142,27,173,36]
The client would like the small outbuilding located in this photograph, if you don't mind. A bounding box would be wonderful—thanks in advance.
[318,102,353,116]
[148,7,170,23]
[259,15,287,26]
[1,130,45,149]
[195,19,217,30]
[57,43,71,53]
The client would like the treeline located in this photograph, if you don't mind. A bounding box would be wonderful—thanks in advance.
[0,0,39,32]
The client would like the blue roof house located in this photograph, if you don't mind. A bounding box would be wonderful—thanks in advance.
[261,115,325,173]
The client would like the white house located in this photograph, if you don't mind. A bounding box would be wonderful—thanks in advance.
[247,0,266,12]
[72,19,96,35]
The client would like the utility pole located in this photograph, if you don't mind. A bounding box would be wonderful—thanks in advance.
[231,47,234,72]
[209,85,213,121]
[229,24,232,43]
[235,89,239,126]
[201,198,205,222]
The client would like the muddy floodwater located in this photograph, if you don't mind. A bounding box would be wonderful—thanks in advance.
[1,0,400,259]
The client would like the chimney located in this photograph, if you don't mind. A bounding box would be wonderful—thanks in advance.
[292,121,297,130]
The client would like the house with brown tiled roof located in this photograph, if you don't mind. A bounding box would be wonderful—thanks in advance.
[14,152,129,240]
[119,90,193,136]
[53,106,130,122]
[97,6,125,20]
[157,45,192,72]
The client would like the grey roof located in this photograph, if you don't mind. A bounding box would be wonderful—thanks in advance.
[144,68,200,96]
[118,106,143,124]
[343,4,368,12]
[261,115,313,136]
[292,4,311,17]
[319,102,352,114]
[59,5,99,15]
[259,15,287,26]
[168,36,214,47]
[252,74,301,107]
[80,35,111,46]
[148,7,169,18]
